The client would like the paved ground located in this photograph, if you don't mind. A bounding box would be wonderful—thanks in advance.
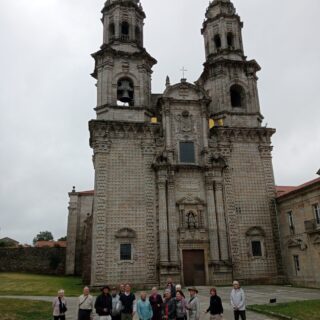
[1,286,320,320]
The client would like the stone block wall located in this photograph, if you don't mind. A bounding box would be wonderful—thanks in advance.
[0,247,66,275]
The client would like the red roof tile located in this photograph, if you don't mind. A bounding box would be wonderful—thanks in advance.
[276,177,320,198]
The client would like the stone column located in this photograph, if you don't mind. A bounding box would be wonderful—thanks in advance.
[205,172,220,262]
[65,192,78,275]
[215,180,229,261]
[167,173,178,263]
[158,172,169,264]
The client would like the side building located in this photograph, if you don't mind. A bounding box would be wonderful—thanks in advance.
[277,177,320,288]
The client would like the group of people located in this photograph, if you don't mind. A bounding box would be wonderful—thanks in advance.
[52,279,247,320]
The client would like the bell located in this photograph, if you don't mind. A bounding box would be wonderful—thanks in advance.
[119,90,131,103]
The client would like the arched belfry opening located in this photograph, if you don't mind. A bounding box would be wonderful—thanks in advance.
[117,77,134,106]
[135,26,141,45]
[121,21,130,40]
[227,32,234,48]
[214,34,222,50]
[109,23,115,40]
[230,84,245,107]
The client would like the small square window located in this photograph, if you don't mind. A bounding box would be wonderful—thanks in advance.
[180,142,195,164]
[251,241,262,257]
[120,244,132,261]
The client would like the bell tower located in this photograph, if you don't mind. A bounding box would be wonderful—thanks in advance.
[92,0,157,121]
[198,0,263,127]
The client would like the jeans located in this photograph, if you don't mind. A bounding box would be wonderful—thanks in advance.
[54,316,66,320]
[234,310,246,320]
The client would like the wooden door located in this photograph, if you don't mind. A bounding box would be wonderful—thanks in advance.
[182,250,206,286]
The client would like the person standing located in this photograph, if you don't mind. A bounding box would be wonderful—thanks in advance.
[149,287,163,320]
[119,284,136,320]
[119,284,125,295]
[175,290,187,320]
[111,287,121,320]
[205,288,223,320]
[175,285,185,298]
[186,287,200,320]
[95,286,113,320]
[230,281,246,320]
[78,287,94,320]
[166,278,176,298]
[162,289,176,320]
[52,289,67,320]
[137,292,153,320]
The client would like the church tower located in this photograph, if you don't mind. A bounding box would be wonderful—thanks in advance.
[198,0,262,128]
[89,0,159,287]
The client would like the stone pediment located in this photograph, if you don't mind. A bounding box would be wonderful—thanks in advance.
[245,226,266,237]
[163,80,210,101]
[115,228,136,239]
[287,238,308,251]
[177,195,205,206]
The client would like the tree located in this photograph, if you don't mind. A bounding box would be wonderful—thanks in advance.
[57,236,67,241]
[33,231,54,245]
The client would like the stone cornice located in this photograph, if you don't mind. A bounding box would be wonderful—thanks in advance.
[91,45,157,79]
[202,14,242,34]
[209,127,276,144]
[102,0,146,19]
[89,120,161,147]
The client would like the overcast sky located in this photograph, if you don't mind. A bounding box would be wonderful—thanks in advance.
[0,0,319,244]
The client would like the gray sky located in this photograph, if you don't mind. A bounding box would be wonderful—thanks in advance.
[0,0,319,244]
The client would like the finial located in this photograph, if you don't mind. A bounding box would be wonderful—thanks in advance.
[72,186,76,193]
[165,76,170,87]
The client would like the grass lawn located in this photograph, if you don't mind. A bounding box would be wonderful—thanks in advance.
[248,300,320,320]
[1,298,52,320]
[0,273,83,296]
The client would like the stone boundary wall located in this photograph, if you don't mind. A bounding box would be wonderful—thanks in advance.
[0,247,66,275]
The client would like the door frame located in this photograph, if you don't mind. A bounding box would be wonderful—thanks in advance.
[180,248,209,286]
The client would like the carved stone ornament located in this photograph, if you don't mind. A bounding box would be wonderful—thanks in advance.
[287,238,308,251]
[175,111,194,133]
[115,228,137,239]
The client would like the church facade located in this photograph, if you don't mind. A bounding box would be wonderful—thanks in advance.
[66,0,284,287]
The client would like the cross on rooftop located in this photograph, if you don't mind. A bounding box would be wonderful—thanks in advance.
[180,66,188,79]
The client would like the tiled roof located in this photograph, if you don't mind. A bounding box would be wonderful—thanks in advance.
[78,190,94,196]
[35,241,67,248]
[276,177,320,198]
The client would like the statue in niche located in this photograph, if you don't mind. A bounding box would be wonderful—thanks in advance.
[186,211,198,229]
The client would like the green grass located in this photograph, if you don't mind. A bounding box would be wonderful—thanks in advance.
[248,300,320,320]
[0,273,83,297]
[1,298,52,320]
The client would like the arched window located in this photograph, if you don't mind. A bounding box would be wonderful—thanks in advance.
[230,84,245,107]
[214,34,222,50]
[121,21,130,40]
[135,26,141,44]
[117,77,134,106]
[227,32,234,48]
[109,23,115,39]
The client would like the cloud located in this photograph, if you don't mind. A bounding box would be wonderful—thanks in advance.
[0,0,319,243]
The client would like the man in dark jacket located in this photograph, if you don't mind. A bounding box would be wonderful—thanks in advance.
[95,286,113,318]
[162,289,176,320]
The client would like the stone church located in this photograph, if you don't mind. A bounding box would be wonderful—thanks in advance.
[66,0,284,287]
